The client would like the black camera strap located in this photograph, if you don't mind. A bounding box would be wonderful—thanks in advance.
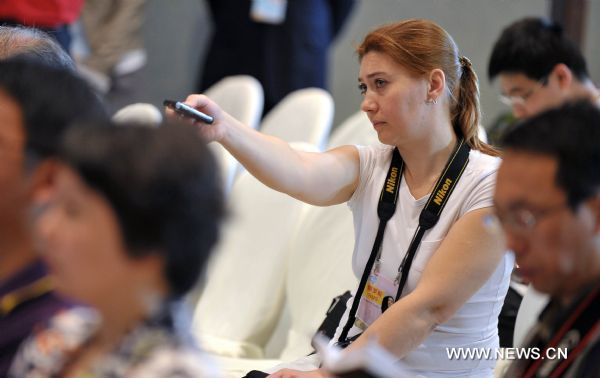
[338,139,470,344]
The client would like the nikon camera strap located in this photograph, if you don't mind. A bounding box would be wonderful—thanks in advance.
[338,139,470,344]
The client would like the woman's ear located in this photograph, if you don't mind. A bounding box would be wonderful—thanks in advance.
[427,68,446,101]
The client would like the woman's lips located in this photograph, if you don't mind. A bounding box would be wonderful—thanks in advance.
[372,121,385,129]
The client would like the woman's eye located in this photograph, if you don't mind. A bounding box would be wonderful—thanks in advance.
[358,83,367,95]
[375,79,386,88]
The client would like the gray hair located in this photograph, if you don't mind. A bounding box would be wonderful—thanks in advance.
[0,25,74,70]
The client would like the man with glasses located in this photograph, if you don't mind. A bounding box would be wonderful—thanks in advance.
[488,17,599,349]
[488,17,599,119]
[494,101,600,377]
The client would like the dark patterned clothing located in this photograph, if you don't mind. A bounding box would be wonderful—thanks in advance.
[0,260,69,377]
[504,281,600,378]
[9,304,220,377]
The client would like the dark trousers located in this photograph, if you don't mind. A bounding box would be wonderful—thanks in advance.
[199,0,356,114]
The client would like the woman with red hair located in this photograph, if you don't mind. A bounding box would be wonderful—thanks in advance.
[178,19,513,377]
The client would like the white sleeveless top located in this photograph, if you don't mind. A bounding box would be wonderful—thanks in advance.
[333,144,514,377]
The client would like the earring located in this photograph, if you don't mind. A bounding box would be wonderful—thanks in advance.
[425,98,437,105]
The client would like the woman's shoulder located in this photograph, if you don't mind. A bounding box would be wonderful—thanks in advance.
[354,143,394,170]
[355,143,393,157]
[466,149,501,179]
[450,150,500,215]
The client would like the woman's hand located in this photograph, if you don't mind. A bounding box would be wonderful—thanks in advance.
[164,94,231,143]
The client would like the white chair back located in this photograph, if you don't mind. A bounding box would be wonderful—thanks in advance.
[205,75,264,192]
[205,75,264,129]
[208,143,239,193]
[260,88,334,151]
[192,142,319,359]
[278,203,358,360]
[328,111,378,148]
[112,103,162,126]
[263,111,374,360]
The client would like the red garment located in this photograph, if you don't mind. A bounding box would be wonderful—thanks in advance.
[0,0,83,28]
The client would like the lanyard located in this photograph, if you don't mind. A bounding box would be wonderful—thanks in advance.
[338,139,470,343]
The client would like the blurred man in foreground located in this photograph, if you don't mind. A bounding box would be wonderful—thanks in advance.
[494,101,600,377]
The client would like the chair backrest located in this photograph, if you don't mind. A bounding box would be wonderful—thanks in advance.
[209,143,240,193]
[277,202,358,360]
[205,75,264,129]
[266,112,375,360]
[112,102,163,126]
[260,88,334,151]
[205,75,264,192]
[328,111,378,148]
[192,142,318,359]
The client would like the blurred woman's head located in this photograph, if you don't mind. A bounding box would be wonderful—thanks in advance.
[357,19,498,155]
[36,122,225,308]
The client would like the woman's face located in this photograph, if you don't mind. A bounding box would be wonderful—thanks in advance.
[358,51,430,146]
[387,297,394,307]
[34,165,145,307]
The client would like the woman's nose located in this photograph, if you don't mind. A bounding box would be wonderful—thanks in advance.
[360,94,377,113]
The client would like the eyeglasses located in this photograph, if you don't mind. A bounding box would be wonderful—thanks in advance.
[499,76,548,107]
[494,203,567,235]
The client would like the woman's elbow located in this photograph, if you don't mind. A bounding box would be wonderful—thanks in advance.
[430,302,458,326]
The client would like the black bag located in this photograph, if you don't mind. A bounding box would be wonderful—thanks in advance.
[243,371,268,378]
[313,290,352,341]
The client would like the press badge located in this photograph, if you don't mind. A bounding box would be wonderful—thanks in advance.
[354,273,398,330]
[250,0,287,24]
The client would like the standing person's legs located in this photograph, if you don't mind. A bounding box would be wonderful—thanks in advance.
[81,0,146,75]
[198,0,263,92]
